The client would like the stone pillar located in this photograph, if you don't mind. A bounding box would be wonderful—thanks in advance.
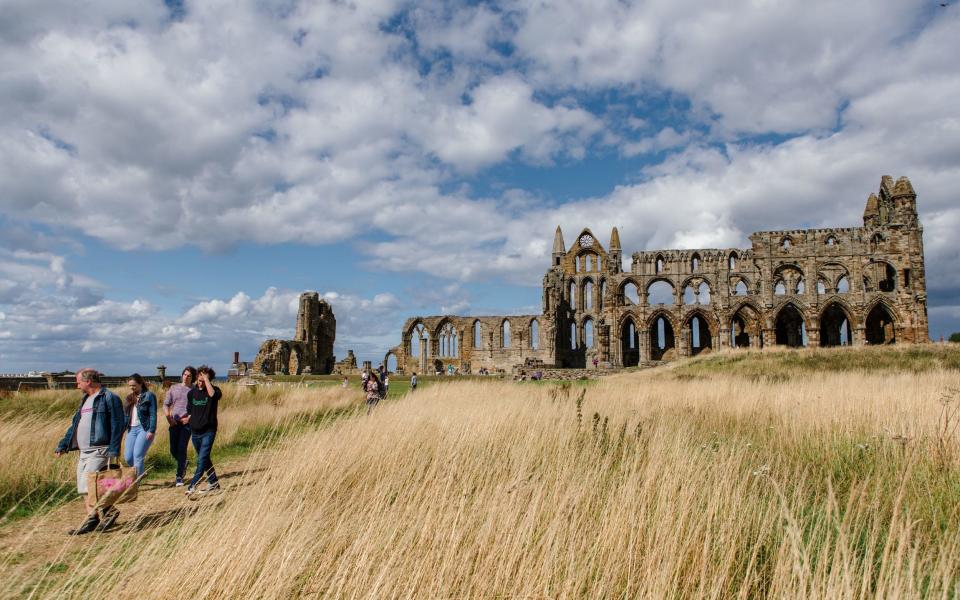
[419,337,427,372]
[762,328,776,347]
[853,326,866,346]
[807,327,820,347]
[598,324,610,364]
[639,328,652,363]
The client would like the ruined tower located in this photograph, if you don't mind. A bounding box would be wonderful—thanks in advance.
[253,291,336,375]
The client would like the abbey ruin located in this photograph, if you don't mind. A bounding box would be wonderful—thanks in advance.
[253,292,336,375]
[385,176,929,374]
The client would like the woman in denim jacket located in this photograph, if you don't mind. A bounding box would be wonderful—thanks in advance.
[123,373,157,476]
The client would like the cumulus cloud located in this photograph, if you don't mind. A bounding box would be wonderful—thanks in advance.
[2,0,960,363]
[0,248,413,373]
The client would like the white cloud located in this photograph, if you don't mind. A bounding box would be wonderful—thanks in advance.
[1,0,960,358]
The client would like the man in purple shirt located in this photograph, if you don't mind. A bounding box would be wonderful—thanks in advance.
[163,366,196,486]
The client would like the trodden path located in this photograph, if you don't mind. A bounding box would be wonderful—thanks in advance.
[0,452,263,594]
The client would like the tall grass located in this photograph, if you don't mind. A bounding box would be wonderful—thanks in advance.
[7,359,958,598]
[0,384,361,521]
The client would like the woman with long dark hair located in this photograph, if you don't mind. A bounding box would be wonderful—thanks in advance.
[124,373,157,477]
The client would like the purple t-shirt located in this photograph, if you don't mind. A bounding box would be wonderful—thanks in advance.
[163,384,192,419]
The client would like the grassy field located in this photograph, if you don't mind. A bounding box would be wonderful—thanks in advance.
[0,383,362,521]
[2,345,960,597]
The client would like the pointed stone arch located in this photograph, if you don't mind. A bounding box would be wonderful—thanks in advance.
[773,302,808,347]
[384,351,399,373]
[730,302,762,349]
[819,301,854,347]
[683,309,715,356]
[647,309,677,360]
[864,298,898,345]
[582,277,595,310]
[619,314,640,367]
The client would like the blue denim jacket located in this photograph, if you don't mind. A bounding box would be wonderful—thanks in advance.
[128,391,158,434]
[56,387,125,457]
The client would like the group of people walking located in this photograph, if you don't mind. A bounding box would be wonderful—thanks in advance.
[54,365,222,535]
[53,362,417,535]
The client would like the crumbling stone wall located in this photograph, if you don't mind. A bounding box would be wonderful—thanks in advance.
[253,292,337,375]
[387,176,929,372]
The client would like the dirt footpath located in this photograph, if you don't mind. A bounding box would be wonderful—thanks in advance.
[0,454,260,593]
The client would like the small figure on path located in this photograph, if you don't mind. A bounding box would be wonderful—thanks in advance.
[365,372,381,414]
[410,372,417,392]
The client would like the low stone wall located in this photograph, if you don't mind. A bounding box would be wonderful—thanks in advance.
[0,375,169,392]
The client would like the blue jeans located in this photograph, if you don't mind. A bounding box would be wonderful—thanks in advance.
[169,423,191,479]
[189,430,218,488]
[124,425,154,477]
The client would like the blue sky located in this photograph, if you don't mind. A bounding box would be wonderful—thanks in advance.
[1,0,959,375]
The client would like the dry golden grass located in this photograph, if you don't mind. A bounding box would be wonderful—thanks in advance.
[0,384,360,521]
[6,354,959,598]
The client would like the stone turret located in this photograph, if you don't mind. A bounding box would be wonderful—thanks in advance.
[890,176,919,227]
[608,226,622,274]
[865,176,918,228]
[552,226,566,267]
[863,192,880,227]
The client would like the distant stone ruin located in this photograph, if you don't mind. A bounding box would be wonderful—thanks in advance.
[253,292,336,375]
[385,175,929,374]
[332,350,359,375]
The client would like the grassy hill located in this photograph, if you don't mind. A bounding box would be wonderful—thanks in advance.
[2,345,959,597]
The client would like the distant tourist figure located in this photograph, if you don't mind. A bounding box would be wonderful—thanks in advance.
[54,368,125,535]
[123,373,157,477]
[342,376,349,388]
[183,366,222,497]
[365,372,381,414]
[410,372,417,391]
[164,366,196,486]
[382,374,390,398]
[592,357,599,369]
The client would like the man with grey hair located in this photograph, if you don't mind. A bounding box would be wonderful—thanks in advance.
[54,368,126,535]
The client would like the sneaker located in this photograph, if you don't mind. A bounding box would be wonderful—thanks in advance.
[97,506,120,531]
[68,513,100,536]
[175,477,184,487]
[199,483,222,495]
[184,485,196,497]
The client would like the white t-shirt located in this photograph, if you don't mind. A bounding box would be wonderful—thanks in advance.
[130,398,141,428]
[77,394,96,450]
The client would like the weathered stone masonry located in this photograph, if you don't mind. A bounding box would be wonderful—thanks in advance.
[253,292,336,375]
[386,176,929,374]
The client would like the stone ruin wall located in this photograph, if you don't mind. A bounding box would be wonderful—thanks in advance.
[386,175,929,373]
[386,315,554,375]
[253,292,337,375]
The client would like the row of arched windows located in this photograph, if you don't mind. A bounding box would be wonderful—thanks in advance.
[568,279,608,310]
[650,252,741,274]
[574,253,602,273]
[412,319,542,357]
